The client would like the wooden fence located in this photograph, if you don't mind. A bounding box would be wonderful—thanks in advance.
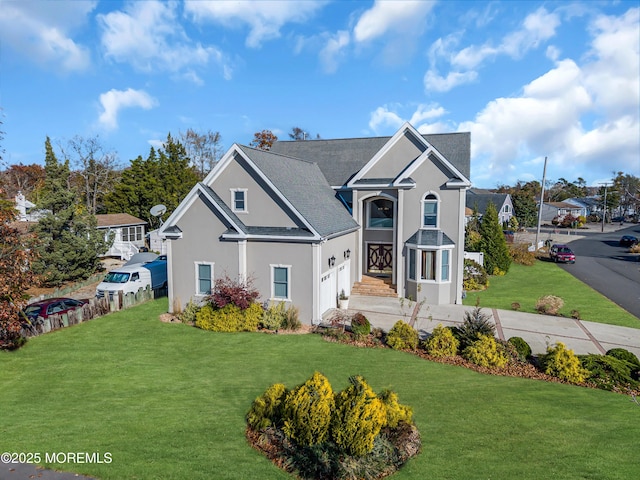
[22,286,166,338]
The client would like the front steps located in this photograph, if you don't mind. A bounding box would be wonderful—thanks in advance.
[350,275,397,297]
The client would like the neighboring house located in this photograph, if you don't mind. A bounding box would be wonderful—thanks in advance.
[539,202,586,223]
[96,214,147,260]
[564,197,600,217]
[160,123,471,324]
[465,189,514,225]
[147,228,168,255]
[14,191,47,221]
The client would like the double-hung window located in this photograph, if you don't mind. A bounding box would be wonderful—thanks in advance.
[231,189,247,213]
[272,265,291,300]
[423,194,438,228]
[196,262,214,295]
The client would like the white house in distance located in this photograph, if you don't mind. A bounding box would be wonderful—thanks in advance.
[96,213,147,260]
[159,123,471,324]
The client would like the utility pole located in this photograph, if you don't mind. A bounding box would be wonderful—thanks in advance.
[535,156,548,249]
[599,182,612,232]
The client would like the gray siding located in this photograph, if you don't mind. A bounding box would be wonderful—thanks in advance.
[363,132,423,180]
[211,153,298,228]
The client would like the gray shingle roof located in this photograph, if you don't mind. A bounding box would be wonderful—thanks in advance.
[269,132,471,186]
[237,145,359,238]
[406,229,455,246]
[199,183,248,234]
[466,190,508,215]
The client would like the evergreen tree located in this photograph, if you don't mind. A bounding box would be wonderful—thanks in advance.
[32,138,110,286]
[104,134,199,229]
[479,202,511,275]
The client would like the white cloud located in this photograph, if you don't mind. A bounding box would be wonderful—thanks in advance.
[0,0,94,72]
[428,7,561,93]
[353,0,435,43]
[369,103,448,135]
[98,1,228,78]
[319,30,350,74]
[459,6,639,187]
[424,69,478,92]
[184,0,326,48]
[98,88,158,131]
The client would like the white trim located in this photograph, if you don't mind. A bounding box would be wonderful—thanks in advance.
[238,240,247,282]
[406,247,454,284]
[421,191,440,229]
[270,264,292,301]
[194,261,215,297]
[231,188,248,213]
[312,243,321,324]
[167,240,175,313]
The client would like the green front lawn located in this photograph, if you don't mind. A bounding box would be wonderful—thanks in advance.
[463,261,640,329]
[1,299,638,479]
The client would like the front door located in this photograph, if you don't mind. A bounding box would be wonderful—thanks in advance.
[367,244,393,274]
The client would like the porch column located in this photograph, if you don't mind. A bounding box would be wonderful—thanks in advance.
[352,189,361,281]
[455,188,467,304]
[396,189,405,298]
[238,240,247,281]
[311,243,321,324]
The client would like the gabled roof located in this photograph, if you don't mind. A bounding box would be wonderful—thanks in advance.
[160,145,359,241]
[466,190,509,214]
[269,124,471,187]
[236,145,359,238]
[96,213,146,228]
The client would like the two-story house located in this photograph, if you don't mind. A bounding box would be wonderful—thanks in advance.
[159,123,471,324]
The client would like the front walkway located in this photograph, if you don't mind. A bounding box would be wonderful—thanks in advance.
[342,295,640,357]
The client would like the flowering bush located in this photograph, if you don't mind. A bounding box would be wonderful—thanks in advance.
[207,275,259,310]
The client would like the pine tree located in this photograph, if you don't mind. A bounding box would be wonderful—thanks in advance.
[31,138,110,286]
[479,202,511,275]
[104,134,199,229]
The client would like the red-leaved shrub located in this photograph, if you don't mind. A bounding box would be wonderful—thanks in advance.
[208,275,260,310]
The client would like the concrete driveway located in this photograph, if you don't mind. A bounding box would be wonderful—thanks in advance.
[344,295,640,357]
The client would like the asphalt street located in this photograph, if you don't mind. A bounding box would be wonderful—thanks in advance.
[557,224,640,319]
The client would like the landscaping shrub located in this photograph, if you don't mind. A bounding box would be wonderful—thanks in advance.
[463,259,489,291]
[455,307,495,350]
[535,295,564,315]
[606,348,640,369]
[579,354,639,391]
[630,244,640,254]
[540,342,588,383]
[195,302,263,332]
[508,243,536,265]
[350,312,371,337]
[462,335,508,368]
[281,304,302,331]
[246,373,420,480]
[331,376,387,456]
[378,389,413,428]
[422,324,459,357]
[508,336,532,361]
[385,320,419,350]
[178,299,201,325]
[511,302,521,311]
[246,383,288,430]
[262,301,287,330]
[207,274,259,310]
[282,372,335,446]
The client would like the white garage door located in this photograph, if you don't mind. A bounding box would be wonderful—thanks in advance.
[319,270,336,315]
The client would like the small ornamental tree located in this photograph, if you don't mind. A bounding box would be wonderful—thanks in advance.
[331,375,387,456]
[282,372,335,446]
[0,196,40,349]
[479,202,511,275]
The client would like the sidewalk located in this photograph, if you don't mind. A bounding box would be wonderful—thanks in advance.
[345,295,640,357]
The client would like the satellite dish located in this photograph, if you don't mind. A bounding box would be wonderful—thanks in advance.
[150,204,167,226]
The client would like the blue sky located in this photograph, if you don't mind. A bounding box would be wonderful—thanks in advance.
[0,0,638,189]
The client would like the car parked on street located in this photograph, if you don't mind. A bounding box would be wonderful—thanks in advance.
[619,235,639,247]
[549,244,576,263]
[23,297,88,321]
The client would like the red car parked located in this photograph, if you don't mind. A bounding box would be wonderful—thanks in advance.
[23,297,88,321]
[549,244,576,264]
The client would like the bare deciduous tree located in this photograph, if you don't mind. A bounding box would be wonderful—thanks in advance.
[180,128,223,179]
